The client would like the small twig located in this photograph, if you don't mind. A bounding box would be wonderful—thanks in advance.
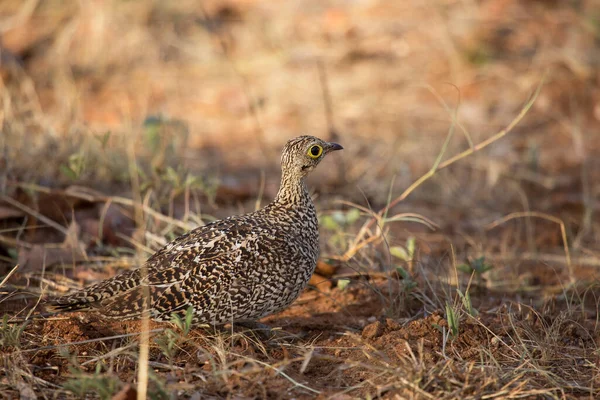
[347,76,545,261]
[198,5,270,160]
[420,82,474,149]
[26,260,46,320]
[126,131,151,400]
[0,194,69,236]
[16,367,63,389]
[484,251,600,268]
[6,181,196,230]
[317,60,346,184]
[147,361,185,371]
[317,60,335,135]
[339,272,392,282]
[137,305,151,400]
[81,341,139,366]
[232,353,321,394]
[12,329,164,355]
[0,234,32,248]
[0,263,20,288]
[385,77,544,215]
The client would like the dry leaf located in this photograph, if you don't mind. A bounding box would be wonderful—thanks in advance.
[17,222,87,273]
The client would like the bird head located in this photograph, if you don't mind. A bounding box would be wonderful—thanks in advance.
[281,135,343,178]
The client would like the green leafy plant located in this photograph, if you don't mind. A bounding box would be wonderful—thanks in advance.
[6,248,18,261]
[143,115,189,172]
[171,305,194,336]
[432,303,460,340]
[0,315,28,348]
[395,265,417,292]
[457,288,478,317]
[321,208,361,231]
[63,363,122,400]
[60,151,86,180]
[94,131,112,149]
[337,278,350,291]
[383,265,418,319]
[390,237,416,273]
[457,256,493,288]
[140,163,219,207]
[155,306,194,360]
[445,302,460,338]
[321,208,361,250]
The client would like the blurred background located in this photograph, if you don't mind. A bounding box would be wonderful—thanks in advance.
[2,0,598,189]
[1,0,599,275]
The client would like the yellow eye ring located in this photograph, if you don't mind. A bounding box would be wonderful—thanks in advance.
[307,144,323,159]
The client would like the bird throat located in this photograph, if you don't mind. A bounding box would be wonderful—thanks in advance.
[274,172,311,206]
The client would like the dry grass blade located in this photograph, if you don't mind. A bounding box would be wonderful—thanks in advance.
[347,76,546,259]
[12,329,164,355]
[486,211,574,284]
[0,194,69,236]
[0,264,20,289]
[7,182,196,230]
[486,252,600,268]
[198,5,270,160]
[126,131,151,400]
[231,353,321,395]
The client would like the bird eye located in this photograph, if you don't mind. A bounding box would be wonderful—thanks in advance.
[307,145,323,159]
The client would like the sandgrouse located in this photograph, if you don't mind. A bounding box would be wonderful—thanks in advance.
[47,135,343,326]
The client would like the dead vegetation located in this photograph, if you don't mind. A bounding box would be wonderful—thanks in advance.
[1,0,599,398]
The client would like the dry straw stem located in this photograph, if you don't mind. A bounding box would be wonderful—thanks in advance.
[344,76,546,262]
[334,199,438,263]
[486,211,574,284]
[6,182,196,231]
[10,329,164,356]
[198,5,270,161]
[231,354,321,395]
[312,351,436,399]
[485,252,600,268]
[126,134,151,400]
[0,194,70,236]
[0,263,20,289]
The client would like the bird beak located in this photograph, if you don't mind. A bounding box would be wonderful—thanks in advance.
[326,142,344,153]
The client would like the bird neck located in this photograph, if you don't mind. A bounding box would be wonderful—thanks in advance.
[274,171,310,206]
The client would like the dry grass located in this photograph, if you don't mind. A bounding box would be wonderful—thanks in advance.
[1,0,600,398]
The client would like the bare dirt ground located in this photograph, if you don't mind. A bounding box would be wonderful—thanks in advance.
[1,0,600,399]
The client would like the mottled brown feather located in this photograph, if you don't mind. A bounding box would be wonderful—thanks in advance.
[47,135,342,324]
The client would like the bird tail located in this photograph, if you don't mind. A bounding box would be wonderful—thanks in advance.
[45,269,142,315]
[45,293,98,314]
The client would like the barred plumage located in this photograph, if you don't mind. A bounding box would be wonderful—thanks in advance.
[46,135,343,325]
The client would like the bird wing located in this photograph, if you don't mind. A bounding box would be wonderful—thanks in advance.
[145,222,283,321]
[48,214,275,320]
